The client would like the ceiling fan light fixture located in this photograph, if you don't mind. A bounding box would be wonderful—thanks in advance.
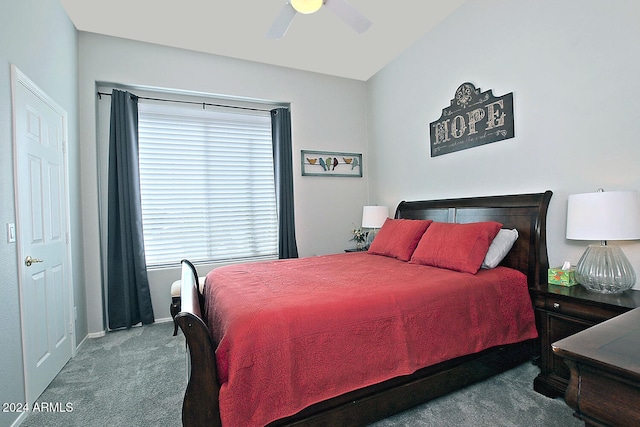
[290,0,323,14]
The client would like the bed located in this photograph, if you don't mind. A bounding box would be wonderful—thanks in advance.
[174,191,552,427]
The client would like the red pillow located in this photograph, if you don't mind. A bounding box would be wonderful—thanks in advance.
[410,221,502,274]
[368,218,433,261]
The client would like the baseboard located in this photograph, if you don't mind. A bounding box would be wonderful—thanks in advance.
[85,319,172,341]
[75,333,89,352]
[87,330,106,339]
[10,410,27,427]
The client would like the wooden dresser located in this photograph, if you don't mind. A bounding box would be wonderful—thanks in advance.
[529,283,640,397]
[553,308,640,427]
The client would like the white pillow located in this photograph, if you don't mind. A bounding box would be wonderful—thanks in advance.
[481,229,519,269]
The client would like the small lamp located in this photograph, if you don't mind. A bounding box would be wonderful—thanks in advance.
[291,0,323,14]
[362,205,389,248]
[566,189,640,293]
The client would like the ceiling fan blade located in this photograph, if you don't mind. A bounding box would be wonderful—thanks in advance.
[324,0,372,34]
[267,3,297,39]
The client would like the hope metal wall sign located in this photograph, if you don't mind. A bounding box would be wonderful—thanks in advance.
[430,82,514,157]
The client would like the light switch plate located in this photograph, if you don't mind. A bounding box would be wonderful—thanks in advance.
[7,223,16,243]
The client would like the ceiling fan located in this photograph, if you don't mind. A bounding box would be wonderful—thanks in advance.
[267,0,372,40]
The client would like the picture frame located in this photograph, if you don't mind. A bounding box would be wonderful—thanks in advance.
[301,150,362,177]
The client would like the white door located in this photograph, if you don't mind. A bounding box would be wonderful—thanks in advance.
[12,66,74,404]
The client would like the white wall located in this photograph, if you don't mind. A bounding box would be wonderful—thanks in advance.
[0,1,81,426]
[78,33,369,333]
[367,0,640,284]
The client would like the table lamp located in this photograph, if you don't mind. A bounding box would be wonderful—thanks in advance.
[362,206,389,248]
[566,189,640,293]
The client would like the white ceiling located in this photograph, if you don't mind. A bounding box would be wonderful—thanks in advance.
[60,0,466,81]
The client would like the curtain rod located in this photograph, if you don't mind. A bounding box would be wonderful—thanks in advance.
[97,91,278,113]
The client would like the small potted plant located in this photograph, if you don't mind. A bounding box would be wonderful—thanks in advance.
[350,228,368,251]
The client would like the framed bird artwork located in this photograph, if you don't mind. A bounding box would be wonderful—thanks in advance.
[301,150,362,177]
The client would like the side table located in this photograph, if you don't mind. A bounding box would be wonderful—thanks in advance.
[553,308,640,427]
[529,283,640,398]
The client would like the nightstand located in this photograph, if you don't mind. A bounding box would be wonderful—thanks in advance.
[529,283,640,398]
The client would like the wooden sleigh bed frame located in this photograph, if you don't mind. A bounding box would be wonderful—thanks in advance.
[174,190,552,427]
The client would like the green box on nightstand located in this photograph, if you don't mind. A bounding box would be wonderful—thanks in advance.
[548,267,577,287]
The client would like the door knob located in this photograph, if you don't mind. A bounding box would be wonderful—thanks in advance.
[25,256,43,267]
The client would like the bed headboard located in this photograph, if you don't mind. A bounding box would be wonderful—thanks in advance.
[395,191,552,286]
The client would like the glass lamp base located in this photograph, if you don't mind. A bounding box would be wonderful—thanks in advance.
[575,244,636,294]
[365,228,379,249]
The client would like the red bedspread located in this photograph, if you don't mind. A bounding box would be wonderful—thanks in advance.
[204,252,537,427]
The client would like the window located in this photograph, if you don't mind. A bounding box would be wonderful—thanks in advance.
[137,101,278,267]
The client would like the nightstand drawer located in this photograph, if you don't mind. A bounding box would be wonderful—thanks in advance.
[545,297,627,323]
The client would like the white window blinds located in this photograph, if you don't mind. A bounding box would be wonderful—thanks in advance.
[137,101,278,267]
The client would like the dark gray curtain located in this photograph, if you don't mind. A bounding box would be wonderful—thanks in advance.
[107,89,154,329]
[271,108,299,259]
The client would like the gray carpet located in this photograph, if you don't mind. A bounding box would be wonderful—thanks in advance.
[21,322,581,427]
[368,361,582,427]
[21,321,185,427]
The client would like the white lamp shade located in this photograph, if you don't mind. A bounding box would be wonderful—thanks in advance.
[566,190,640,241]
[362,206,389,229]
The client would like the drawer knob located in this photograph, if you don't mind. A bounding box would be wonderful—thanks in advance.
[553,302,560,309]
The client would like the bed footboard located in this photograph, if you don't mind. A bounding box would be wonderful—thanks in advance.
[176,260,222,427]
